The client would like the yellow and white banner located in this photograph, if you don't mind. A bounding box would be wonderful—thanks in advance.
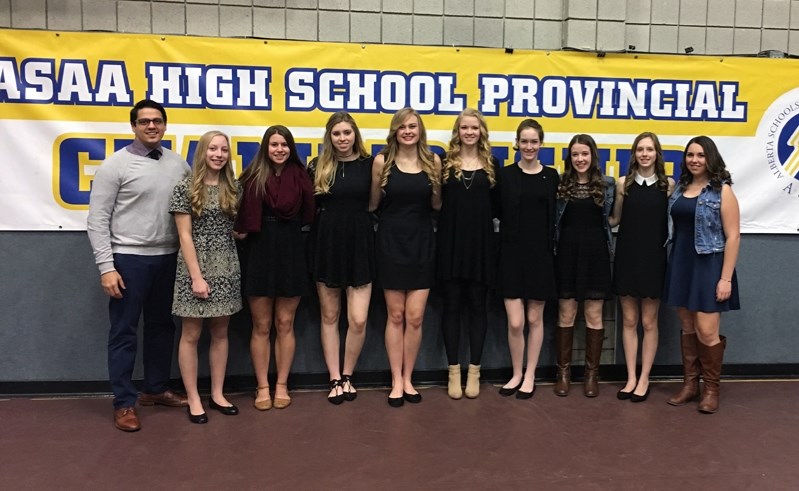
[1,29,797,232]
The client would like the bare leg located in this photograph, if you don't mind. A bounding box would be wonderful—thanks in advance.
[694,312,721,346]
[273,296,301,401]
[317,283,343,399]
[619,296,640,393]
[583,299,604,329]
[249,296,274,405]
[402,289,430,395]
[635,298,660,396]
[558,298,578,328]
[520,300,545,393]
[342,283,372,395]
[208,316,232,406]
[384,289,407,399]
[178,317,204,415]
[502,298,525,389]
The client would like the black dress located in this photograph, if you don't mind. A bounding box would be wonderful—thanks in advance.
[498,164,558,300]
[436,168,495,286]
[309,156,375,288]
[376,167,435,290]
[556,184,612,300]
[613,180,668,299]
[242,208,310,298]
[662,196,740,312]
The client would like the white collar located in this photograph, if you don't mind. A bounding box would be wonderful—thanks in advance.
[634,173,658,186]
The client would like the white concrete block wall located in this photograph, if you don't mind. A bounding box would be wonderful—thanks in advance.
[1,0,798,56]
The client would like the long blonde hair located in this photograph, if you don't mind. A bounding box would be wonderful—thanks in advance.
[239,125,303,196]
[379,107,439,190]
[444,108,496,187]
[314,111,370,195]
[190,130,238,218]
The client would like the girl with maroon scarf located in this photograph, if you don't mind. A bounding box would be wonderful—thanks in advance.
[235,125,315,411]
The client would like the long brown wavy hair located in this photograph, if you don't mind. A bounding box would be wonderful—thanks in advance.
[240,125,304,196]
[678,135,733,190]
[443,108,495,187]
[189,130,239,218]
[313,111,370,195]
[623,132,669,194]
[379,107,439,190]
[557,133,607,206]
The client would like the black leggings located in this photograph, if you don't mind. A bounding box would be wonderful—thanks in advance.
[441,279,488,366]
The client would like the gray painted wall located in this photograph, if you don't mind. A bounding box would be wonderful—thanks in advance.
[0,232,795,385]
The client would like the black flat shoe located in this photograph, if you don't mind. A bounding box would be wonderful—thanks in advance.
[403,391,422,404]
[327,379,344,405]
[631,388,650,403]
[617,389,633,400]
[499,382,522,397]
[208,397,239,415]
[187,407,208,424]
[387,396,404,408]
[516,384,535,399]
[341,375,357,402]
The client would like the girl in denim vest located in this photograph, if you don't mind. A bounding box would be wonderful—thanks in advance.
[662,136,740,414]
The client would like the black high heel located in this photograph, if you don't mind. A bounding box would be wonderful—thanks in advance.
[403,391,422,404]
[187,406,208,424]
[617,389,633,400]
[328,379,344,405]
[387,396,404,408]
[516,383,535,399]
[341,375,357,402]
[208,397,239,415]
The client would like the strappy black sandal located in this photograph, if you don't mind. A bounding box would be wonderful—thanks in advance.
[341,374,357,402]
[328,379,344,405]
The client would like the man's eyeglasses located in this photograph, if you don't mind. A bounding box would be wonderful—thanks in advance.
[135,118,165,127]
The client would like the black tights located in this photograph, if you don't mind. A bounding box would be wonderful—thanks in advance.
[441,279,488,366]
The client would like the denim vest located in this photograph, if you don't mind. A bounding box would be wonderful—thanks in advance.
[555,176,615,254]
[666,184,726,254]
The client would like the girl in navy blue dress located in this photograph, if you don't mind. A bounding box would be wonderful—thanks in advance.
[609,132,674,403]
[370,108,442,407]
[307,112,374,405]
[663,136,740,413]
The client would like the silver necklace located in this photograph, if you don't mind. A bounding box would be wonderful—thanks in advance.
[462,169,476,190]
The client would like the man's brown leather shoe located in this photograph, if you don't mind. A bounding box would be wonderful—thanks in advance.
[114,407,141,432]
[138,389,188,407]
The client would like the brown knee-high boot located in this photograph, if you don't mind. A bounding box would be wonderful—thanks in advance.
[667,332,701,406]
[697,335,726,414]
[583,327,605,397]
[554,326,574,396]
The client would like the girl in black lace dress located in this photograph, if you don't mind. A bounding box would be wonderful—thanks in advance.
[609,132,674,403]
[554,134,615,398]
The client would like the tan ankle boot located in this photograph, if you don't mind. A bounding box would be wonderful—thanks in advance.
[697,336,726,414]
[583,327,605,397]
[667,332,701,406]
[554,326,574,396]
[447,364,463,399]
[464,364,481,398]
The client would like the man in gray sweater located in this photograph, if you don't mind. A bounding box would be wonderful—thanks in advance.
[87,99,191,432]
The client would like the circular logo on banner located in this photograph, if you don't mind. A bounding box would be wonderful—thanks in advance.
[758,89,799,192]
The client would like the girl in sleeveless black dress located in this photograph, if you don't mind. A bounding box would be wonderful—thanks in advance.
[369,108,441,407]
[236,125,315,411]
[554,134,615,398]
[307,112,374,405]
[496,119,559,400]
[436,108,498,400]
[609,132,674,403]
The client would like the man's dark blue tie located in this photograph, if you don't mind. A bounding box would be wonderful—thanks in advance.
[146,149,161,160]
